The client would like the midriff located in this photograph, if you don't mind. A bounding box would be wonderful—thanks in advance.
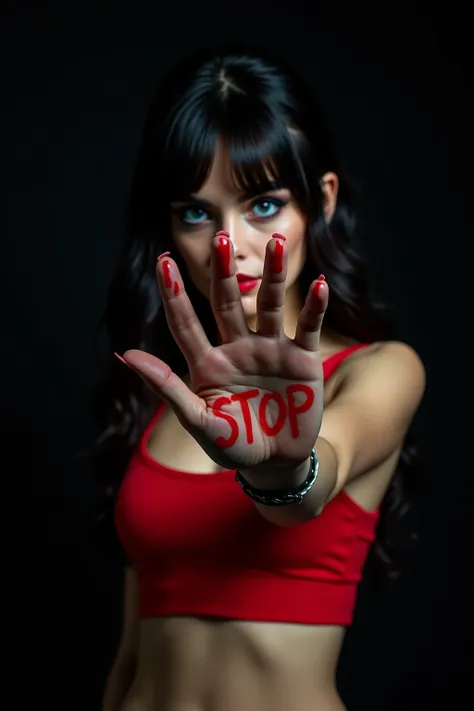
[119,616,347,711]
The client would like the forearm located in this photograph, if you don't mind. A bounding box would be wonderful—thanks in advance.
[240,437,338,527]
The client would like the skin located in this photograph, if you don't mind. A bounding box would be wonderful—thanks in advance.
[169,138,338,338]
[102,139,426,711]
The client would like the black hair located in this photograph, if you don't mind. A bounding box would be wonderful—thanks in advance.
[82,45,425,582]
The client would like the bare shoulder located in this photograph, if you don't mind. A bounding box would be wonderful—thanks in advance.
[344,340,426,411]
[358,340,424,376]
[319,340,425,503]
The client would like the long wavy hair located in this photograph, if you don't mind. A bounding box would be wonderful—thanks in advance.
[82,45,424,581]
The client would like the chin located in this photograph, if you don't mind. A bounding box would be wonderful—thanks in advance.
[240,291,257,306]
[241,300,258,328]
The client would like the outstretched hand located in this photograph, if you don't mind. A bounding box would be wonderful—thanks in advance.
[120,232,329,476]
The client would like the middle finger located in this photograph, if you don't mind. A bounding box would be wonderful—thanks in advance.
[256,233,288,338]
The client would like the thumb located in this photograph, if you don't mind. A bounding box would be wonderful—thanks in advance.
[117,350,204,428]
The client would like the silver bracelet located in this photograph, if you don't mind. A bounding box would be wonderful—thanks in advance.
[235,449,319,507]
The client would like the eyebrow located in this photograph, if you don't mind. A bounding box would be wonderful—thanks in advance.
[171,180,286,206]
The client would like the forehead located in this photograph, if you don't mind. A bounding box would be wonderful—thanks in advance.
[196,140,234,194]
[193,138,276,200]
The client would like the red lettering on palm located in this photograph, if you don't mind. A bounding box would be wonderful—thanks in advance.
[213,385,314,447]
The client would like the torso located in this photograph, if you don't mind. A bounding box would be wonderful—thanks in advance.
[119,337,399,711]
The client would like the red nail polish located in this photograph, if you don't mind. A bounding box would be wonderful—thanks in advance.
[272,232,286,241]
[157,251,171,261]
[216,236,231,278]
[173,281,179,295]
[114,352,132,369]
[312,280,324,298]
[162,259,173,288]
[272,239,284,273]
[317,274,326,281]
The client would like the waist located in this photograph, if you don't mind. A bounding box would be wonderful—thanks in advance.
[121,616,346,711]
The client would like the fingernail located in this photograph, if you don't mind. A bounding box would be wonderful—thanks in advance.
[114,352,152,389]
[272,238,284,273]
[159,258,180,294]
[161,259,173,288]
[157,251,171,261]
[114,352,131,368]
[216,235,231,278]
[272,232,286,241]
[312,281,324,298]
[317,274,326,281]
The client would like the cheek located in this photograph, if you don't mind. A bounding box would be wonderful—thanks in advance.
[287,239,307,281]
[171,219,209,266]
[281,221,307,279]
[174,238,209,273]
[174,241,211,296]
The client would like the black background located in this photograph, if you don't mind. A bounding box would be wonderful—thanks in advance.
[1,2,472,709]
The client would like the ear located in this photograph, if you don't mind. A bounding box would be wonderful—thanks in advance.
[320,172,339,223]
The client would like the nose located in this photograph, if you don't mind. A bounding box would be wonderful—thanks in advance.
[220,214,251,260]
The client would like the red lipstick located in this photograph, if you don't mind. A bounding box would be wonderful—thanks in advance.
[236,273,260,294]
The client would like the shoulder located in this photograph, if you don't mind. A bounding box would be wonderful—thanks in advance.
[320,340,425,490]
[342,340,426,414]
[359,340,424,380]
[348,339,424,370]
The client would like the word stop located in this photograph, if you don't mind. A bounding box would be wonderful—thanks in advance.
[212,385,314,447]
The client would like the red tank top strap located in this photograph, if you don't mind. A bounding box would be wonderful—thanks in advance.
[323,343,370,380]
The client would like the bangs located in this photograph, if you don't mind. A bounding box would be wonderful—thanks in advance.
[161,94,309,206]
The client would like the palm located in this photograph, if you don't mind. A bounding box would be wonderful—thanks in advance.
[187,335,323,470]
[124,234,328,475]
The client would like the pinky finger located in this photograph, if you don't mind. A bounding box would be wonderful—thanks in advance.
[293,275,329,352]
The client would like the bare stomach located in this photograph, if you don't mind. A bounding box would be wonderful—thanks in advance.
[119,616,347,711]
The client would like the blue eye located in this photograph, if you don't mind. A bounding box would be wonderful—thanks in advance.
[181,207,209,224]
[252,198,284,219]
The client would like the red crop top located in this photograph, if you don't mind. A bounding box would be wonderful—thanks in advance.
[115,344,380,626]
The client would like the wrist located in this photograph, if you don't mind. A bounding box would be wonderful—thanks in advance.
[238,455,312,492]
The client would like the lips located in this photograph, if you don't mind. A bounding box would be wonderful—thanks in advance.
[236,274,261,294]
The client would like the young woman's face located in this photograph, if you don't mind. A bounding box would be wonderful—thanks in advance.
[170,140,308,327]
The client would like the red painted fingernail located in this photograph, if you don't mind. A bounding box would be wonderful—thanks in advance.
[317,274,326,281]
[272,232,286,241]
[157,251,171,261]
[216,236,231,278]
[312,279,326,298]
[272,238,284,273]
[216,230,229,238]
[312,282,322,298]
[162,259,173,288]
[159,256,180,293]
[114,352,131,368]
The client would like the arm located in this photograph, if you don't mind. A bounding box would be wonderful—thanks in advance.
[242,341,426,526]
[101,567,139,711]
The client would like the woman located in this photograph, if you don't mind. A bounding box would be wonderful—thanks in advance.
[90,46,426,711]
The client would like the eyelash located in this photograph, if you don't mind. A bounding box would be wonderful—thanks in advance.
[175,196,289,227]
